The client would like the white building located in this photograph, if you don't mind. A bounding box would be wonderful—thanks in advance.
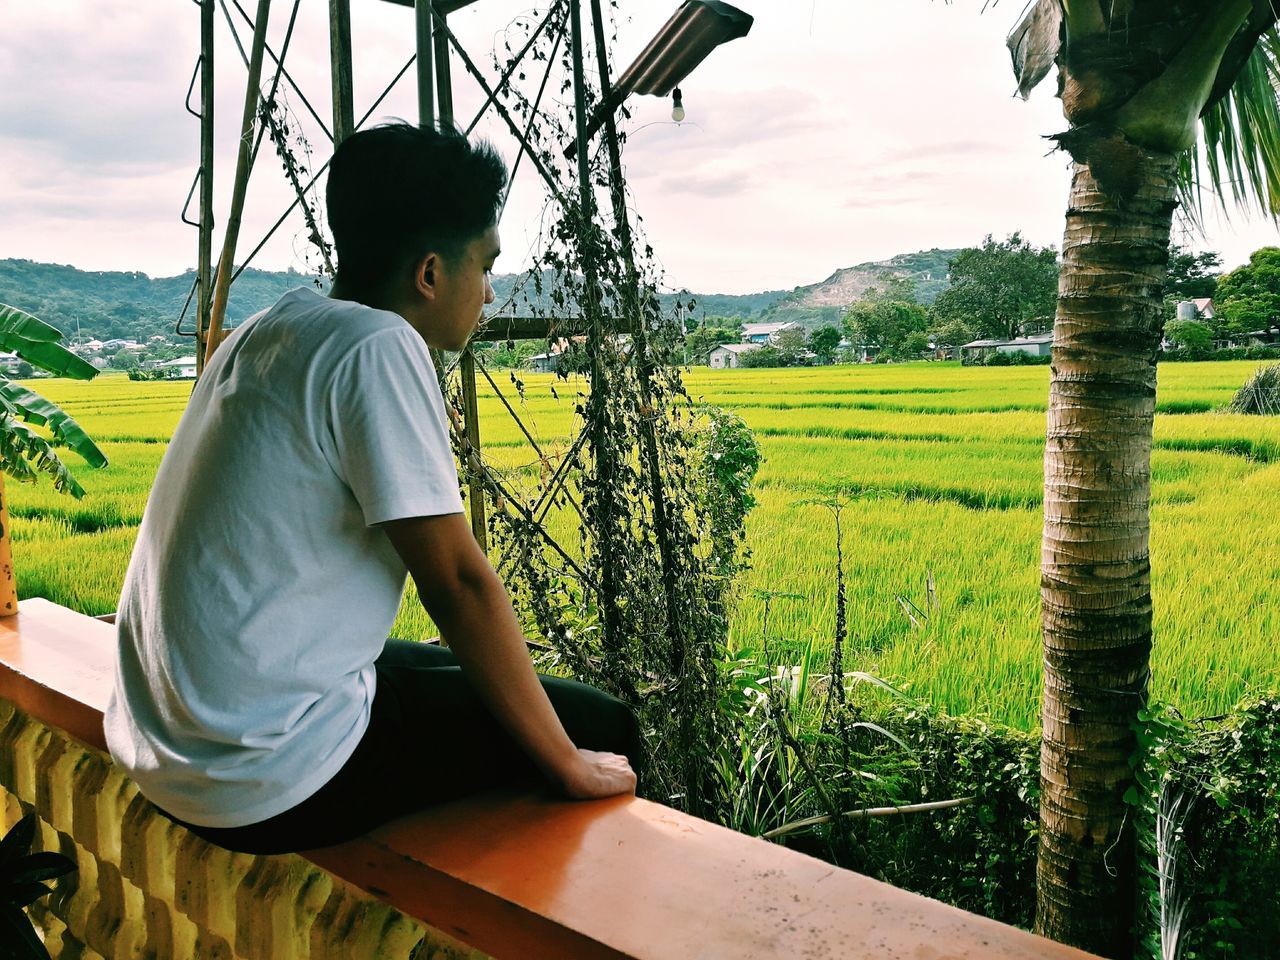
[959,333,1054,359]
[709,343,763,369]
[740,321,797,345]
[160,356,198,380]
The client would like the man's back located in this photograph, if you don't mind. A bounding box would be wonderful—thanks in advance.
[104,287,463,829]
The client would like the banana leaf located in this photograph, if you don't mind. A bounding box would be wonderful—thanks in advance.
[0,304,98,381]
[0,381,107,469]
[0,418,86,499]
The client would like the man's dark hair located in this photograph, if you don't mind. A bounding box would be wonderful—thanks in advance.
[326,122,507,291]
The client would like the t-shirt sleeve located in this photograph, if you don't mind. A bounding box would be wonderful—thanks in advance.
[327,325,465,526]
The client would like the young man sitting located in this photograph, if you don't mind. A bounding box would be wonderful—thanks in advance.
[105,123,639,855]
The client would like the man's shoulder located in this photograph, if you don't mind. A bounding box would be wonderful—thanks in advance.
[254,288,413,353]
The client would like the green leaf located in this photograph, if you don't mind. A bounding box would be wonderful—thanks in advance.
[1182,29,1280,225]
[5,881,51,909]
[7,851,77,887]
[0,304,98,381]
[0,417,87,499]
[0,381,107,469]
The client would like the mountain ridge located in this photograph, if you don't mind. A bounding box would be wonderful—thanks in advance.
[0,248,960,342]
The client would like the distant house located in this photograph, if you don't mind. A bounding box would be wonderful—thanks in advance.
[847,342,880,363]
[1242,327,1280,347]
[960,333,1053,359]
[160,356,198,380]
[709,343,763,369]
[0,352,23,373]
[527,351,564,374]
[740,321,797,345]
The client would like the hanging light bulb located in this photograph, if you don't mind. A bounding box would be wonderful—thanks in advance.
[671,87,685,123]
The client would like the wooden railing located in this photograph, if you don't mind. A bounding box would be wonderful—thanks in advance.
[0,599,1099,959]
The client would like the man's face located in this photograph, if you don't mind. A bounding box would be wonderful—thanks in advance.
[428,225,500,351]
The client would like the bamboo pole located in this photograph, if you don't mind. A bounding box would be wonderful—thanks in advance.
[0,475,16,616]
[205,0,272,366]
[430,13,488,551]
[329,0,355,144]
[762,797,976,840]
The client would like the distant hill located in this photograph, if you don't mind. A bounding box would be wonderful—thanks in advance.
[758,248,959,330]
[0,249,959,342]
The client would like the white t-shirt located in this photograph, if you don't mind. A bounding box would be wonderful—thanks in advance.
[104,287,465,828]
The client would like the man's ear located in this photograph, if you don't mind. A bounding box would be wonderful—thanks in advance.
[413,251,440,300]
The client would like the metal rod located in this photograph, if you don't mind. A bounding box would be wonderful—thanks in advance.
[499,10,565,217]
[430,8,568,208]
[329,0,355,144]
[196,0,215,364]
[228,0,333,141]
[464,2,564,136]
[185,57,203,119]
[180,168,203,227]
[230,53,417,286]
[416,1,435,127]
[249,0,302,173]
[204,0,272,368]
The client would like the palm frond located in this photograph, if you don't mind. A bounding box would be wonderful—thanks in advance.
[1181,28,1280,225]
[0,381,107,469]
[0,304,98,381]
[1007,0,1063,100]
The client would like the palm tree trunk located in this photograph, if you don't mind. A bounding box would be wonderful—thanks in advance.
[0,473,17,615]
[1036,149,1176,957]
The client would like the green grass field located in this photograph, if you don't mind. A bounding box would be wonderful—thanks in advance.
[14,360,1279,730]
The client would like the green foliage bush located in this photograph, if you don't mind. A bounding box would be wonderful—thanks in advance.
[961,350,1052,366]
[1160,345,1280,362]
[1131,697,1280,960]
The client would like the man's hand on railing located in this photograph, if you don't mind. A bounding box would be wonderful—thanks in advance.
[559,748,637,801]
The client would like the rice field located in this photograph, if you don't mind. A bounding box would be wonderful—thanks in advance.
[14,360,1280,731]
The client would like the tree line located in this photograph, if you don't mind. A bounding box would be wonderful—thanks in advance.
[684,233,1280,366]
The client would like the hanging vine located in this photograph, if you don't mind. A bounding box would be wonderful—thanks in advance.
[463,3,758,815]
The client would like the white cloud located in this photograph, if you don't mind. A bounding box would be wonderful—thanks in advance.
[2,0,1277,292]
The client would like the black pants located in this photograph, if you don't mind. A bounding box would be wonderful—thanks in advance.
[171,639,641,855]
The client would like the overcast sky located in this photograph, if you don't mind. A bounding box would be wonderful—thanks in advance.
[3,0,1278,295]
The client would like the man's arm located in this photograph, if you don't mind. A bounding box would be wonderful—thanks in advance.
[381,513,635,800]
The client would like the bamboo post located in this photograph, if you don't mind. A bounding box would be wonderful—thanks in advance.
[429,11,488,551]
[0,478,15,619]
[329,0,355,144]
[0,475,16,616]
[195,0,215,375]
[204,0,272,367]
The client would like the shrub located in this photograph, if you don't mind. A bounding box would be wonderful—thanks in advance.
[1132,696,1280,960]
[962,350,1051,367]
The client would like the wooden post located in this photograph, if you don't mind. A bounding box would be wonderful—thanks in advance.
[205,0,272,366]
[0,475,15,616]
[195,0,215,376]
[329,0,355,144]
